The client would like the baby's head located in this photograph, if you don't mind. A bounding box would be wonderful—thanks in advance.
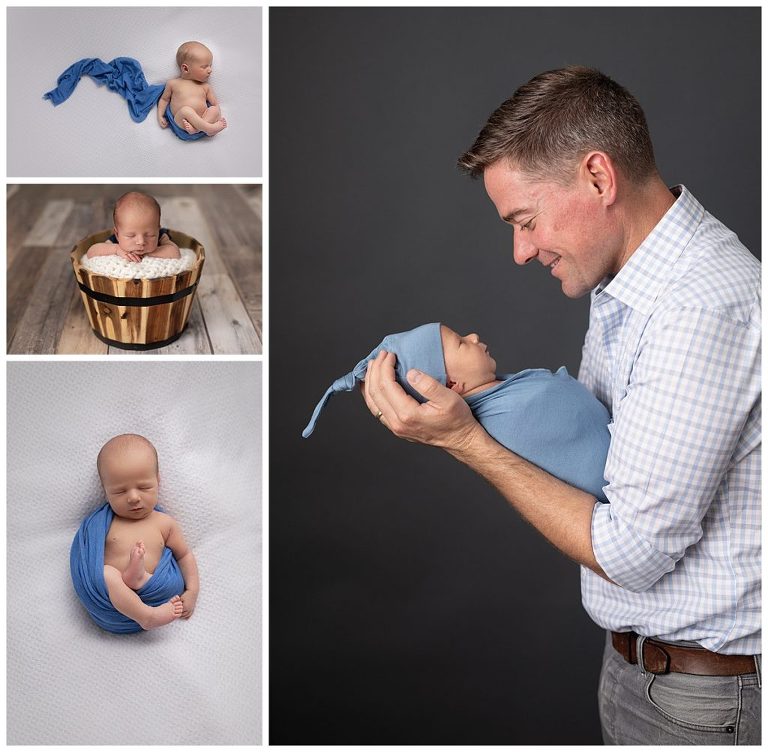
[97,434,160,520]
[111,192,162,256]
[440,325,497,397]
[176,41,213,82]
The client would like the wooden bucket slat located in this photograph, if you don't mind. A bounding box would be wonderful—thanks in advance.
[70,229,205,347]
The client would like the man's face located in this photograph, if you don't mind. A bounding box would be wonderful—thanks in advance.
[483,159,622,298]
[100,446,159,521]
[440,325,496,394]
[113,206,161,256]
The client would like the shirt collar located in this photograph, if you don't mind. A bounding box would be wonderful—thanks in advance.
[592,185,705,315]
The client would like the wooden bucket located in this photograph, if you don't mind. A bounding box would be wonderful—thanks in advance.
[70,229,205,350]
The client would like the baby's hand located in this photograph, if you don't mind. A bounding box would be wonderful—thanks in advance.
[180,589,198,619]
[158,115,168,129]
[117,247,142,263]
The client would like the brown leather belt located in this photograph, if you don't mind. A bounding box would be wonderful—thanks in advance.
[611,631,756,676]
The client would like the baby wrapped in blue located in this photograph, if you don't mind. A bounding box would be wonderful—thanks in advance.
[303,322,610,501]
[70,503,185,634]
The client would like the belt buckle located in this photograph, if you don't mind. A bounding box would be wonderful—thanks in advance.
[642,640,671,674]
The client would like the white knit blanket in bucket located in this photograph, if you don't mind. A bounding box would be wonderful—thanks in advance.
[80,248,197,279]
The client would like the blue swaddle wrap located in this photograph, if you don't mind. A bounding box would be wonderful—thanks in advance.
[43,57,165,122]
[70,503,185,634]
[302,322,445,438]
[466,368,610,501]
[43,57,210,140]
[164,103,208,141]
[303,322,610,500]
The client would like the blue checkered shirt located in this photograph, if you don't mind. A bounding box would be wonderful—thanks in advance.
[578,186,761,655]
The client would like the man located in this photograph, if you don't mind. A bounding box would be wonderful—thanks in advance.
[363,66,760,744]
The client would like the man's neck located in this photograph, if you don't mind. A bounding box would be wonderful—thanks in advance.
[614,176,677,273]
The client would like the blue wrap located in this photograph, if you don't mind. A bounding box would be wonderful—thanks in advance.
[43,57,210,140]
[70,503,185,634]
[43,57,164,122]
[303,322,610,500]
[164,104,208,141]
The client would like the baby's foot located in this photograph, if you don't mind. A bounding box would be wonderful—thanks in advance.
[202,118,227,136]
[181,118,196,134]
[139,595,184,630]
[122,540,148,590]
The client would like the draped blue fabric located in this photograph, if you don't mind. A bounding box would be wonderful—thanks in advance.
[70,503,185,634]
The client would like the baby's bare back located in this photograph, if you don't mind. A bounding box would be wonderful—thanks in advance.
[168,78,209,118]
[104,511,169,574]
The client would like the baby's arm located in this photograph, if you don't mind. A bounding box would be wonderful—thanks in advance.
[157,81,173,128]
[86,241,117,258]
[204,83,219,107]
[143,232,181,259]
[164,516,199,619]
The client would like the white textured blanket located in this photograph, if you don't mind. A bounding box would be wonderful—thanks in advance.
[7,362,262,745]
[81,247,196,279]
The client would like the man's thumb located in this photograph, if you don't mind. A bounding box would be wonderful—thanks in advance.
[407,369,444,400]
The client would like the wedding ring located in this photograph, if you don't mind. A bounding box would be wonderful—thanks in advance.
[375,410,384,420]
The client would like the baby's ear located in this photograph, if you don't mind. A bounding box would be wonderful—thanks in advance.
[446,378,464,394]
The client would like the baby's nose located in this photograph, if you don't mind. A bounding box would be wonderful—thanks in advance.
[467,333,480,344]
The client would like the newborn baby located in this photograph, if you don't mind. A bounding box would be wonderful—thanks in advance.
[303,322,611,501]
[86,191,181,263]
[93,434,199,630]
[157,41,227,137]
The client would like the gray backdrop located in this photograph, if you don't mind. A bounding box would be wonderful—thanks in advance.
[270,7,760,745]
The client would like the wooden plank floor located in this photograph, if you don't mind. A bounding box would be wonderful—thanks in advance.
[7,185,262,354]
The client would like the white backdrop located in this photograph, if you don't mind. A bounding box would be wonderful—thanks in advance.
[8,7,262,177]
[7,361,262,745]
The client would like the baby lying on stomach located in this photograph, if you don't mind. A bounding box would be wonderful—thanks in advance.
[303,322,611,501]
[86,191,181,263]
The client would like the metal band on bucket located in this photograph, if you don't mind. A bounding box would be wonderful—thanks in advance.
[77,281,198,307]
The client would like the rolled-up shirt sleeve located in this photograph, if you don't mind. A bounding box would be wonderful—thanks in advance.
[591,306,761,592]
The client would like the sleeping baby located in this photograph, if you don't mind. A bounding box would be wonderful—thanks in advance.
[70,434,199,633]
[303,322,610,501]
[157,41,227,137]
[86,191,181,263]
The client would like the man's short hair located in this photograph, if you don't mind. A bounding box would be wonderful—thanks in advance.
[113,191,161,228]
[458,66,657,184]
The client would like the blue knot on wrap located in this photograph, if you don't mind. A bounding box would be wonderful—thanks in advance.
[43,57,210,141]
[302,322,445,438]
[70,503,185,634]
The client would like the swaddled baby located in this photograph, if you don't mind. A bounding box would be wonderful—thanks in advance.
[70,434,199,633]
[303,323,610,501]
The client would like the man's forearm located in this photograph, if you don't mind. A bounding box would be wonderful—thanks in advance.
[448,427,612,581]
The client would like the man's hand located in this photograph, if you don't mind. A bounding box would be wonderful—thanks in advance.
[362,350,483,451]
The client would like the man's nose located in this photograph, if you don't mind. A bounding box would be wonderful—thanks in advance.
[512,228,538,265]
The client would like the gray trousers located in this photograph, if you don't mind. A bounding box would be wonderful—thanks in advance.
[598,632,761,745]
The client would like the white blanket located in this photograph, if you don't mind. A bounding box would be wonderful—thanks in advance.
[81,247,196,279]
[7,362,262,744]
